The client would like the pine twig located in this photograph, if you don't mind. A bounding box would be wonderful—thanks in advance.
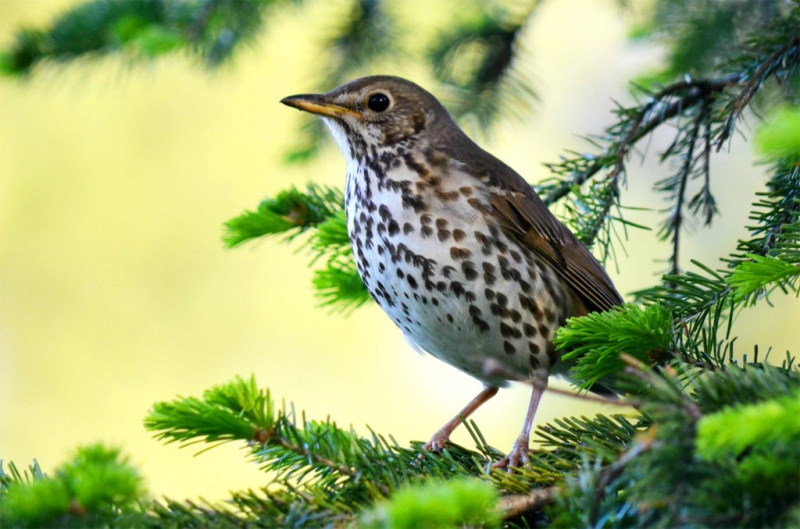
[499,485,557,520]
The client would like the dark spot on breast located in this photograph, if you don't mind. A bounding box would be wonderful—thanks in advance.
[484,288,496,300]
[403,222,415,234]
[504,341,516,355]
[523,323,537,337]
[447,314,454,323]
[435,218,448,229]
[452,229,466,243]
[435,189,460,201]
[401,194,425,212]
[450,281,464,298]
[437,229,451,242]
[490,303,509,318]
[421,226,434,238]
[388,220,400,236]
[474,317,490,333]
[510,309,522,323]
[450,247,472,260]
[462,261,479,281]
[396,269,405,279]
[465,291,476,303]
[538,324,550,338]
[459,186,473,197]
[547,343,558,366]
[529,354,540,369]
[442,266,456,278]
[407,276,418,289]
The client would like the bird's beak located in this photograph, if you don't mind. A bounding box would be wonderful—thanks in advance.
[280,94,361,119]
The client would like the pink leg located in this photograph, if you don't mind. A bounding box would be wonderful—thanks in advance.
[492,379,547,468]
[423,386,499,452]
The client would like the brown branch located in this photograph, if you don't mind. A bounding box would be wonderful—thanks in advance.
[717,36,800,149]
[499,486,558,519]
[542,74,740,207]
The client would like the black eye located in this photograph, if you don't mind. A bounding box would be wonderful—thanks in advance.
[367,93,391,112]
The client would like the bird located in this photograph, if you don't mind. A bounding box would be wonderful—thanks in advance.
[281,76,622,467]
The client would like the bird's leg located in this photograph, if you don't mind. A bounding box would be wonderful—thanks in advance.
[492,378,548,469]
[422,386,499,453]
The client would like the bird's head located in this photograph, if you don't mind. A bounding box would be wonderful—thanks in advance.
[281,76,452,158]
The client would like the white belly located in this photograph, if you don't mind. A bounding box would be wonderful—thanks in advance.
[345,164,569,387]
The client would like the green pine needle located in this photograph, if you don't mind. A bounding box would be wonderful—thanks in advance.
[558,304,673,390]
[363,478,500,529]
[144,374,275,447]
[727,253,800,300]
[755,106,800,163]
[313,260,372,312]
[0,445,142,526]
[223,184,344,248]
[696,388,800,461]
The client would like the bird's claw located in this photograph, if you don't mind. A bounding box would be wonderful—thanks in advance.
[422,430,450,453]
[491,437,530,470]
[416,430,451,463]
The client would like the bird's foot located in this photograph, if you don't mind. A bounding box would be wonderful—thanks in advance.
[421,429,451,454]
[491,436,530,469]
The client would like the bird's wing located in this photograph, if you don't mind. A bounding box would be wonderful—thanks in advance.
[436,122,623,313]
[489,189,622,313]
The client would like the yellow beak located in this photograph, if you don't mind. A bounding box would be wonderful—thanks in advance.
[280,94,361,119]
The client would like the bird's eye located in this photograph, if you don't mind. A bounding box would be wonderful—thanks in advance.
[367,93,391,112]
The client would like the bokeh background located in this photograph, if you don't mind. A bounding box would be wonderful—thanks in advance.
[1,0,797,501]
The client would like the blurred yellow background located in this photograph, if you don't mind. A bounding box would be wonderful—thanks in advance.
[1,0,797,502]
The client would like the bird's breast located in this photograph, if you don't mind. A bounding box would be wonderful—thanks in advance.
[343,149,573,385]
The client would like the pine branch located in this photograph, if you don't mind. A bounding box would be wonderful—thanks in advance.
[223,185,371,310]
[0,0,281,76]
[556,304,673,391]
[655,98,710,275]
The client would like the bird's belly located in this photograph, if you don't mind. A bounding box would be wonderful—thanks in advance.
[346,185,571,386]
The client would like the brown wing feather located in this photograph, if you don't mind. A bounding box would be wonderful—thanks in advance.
[490,190,622,313]
[429,110,623,313]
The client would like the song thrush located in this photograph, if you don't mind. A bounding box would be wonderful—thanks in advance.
[281,76,622,467]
